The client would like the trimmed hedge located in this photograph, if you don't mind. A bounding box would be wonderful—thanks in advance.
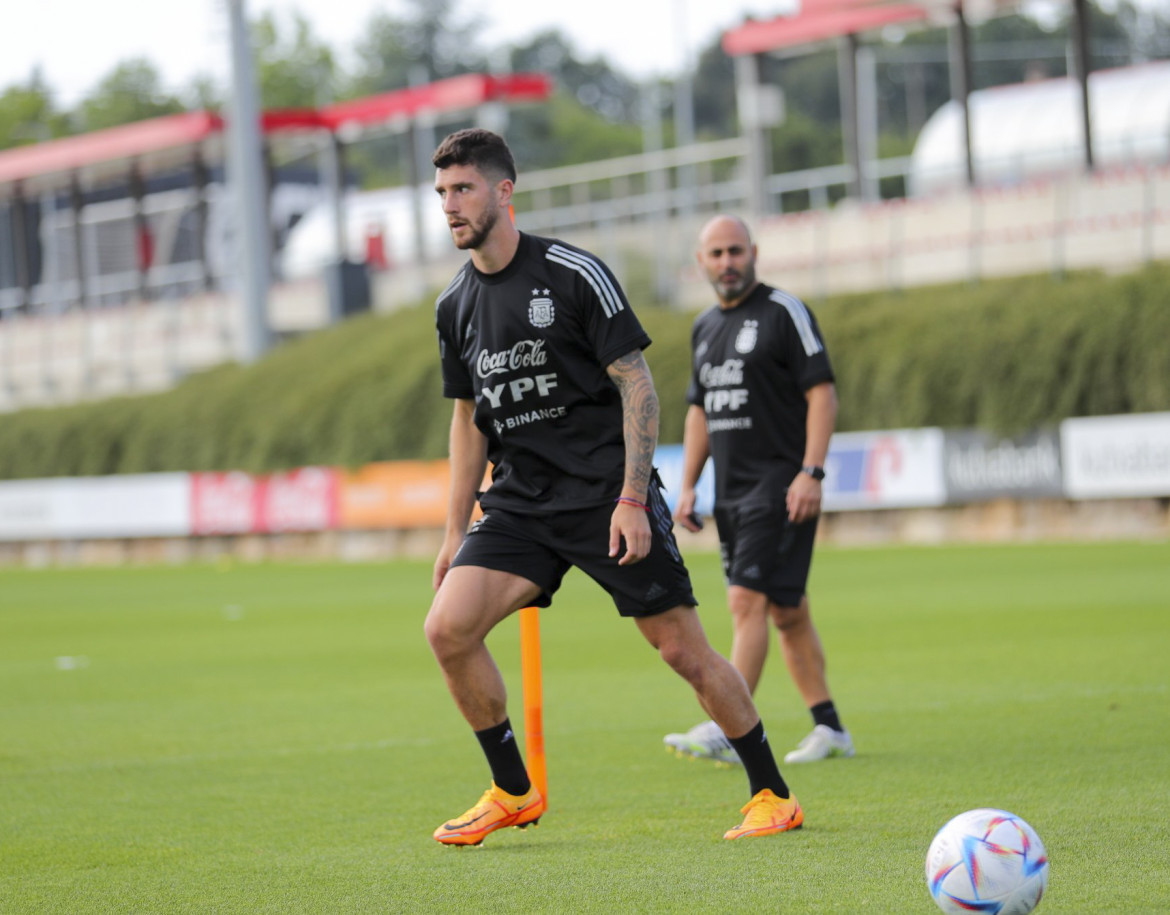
[1,262,1167,480]
[818,263,1170,435]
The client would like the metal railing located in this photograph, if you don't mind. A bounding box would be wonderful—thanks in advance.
[3,141,1167,413]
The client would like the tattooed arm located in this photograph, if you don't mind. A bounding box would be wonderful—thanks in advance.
[605,348,659,565]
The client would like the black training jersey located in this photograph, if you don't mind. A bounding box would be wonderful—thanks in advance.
[686,283,834,504]
[436,232,651,513]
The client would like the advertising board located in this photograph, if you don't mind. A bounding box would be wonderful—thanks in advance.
[0,474,190,541]
[1062,412,1170,499]
[943,429,1063,501]
[823,428,947,511]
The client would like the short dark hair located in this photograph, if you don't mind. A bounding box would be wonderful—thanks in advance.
[431,128,517,184]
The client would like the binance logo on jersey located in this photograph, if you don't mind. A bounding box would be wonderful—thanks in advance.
[529,289,555,328]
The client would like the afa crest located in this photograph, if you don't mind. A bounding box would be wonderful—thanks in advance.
[735,319,759,354]
[529,289,555,328]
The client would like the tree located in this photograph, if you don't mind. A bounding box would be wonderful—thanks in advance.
[1116,0,1170,61]
[397,0,486,82]
[347,0,486,98]
[76,59,185,132]
[0,70,70,149]
[691,38,737,138]
[346,11,416,97]
[183,74,223,113]
[507,30,641,124]
[508,91,643,173]
[254,9,337,108]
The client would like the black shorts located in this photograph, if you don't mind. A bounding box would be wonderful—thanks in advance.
[713,494,818,608]
[450,482,697,618]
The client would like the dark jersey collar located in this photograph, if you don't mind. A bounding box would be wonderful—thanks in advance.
[470,231,531,285]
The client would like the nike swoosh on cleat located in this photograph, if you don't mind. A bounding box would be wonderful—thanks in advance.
[447,811,490,829]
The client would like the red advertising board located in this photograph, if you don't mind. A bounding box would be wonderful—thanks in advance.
[190,471,257,535]
[260,467,339,532]
[191,467,339,535]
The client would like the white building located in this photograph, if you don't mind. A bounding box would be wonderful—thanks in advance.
[910,60,1170,195]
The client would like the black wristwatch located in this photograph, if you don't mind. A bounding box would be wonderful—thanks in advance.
[801,465,826,481]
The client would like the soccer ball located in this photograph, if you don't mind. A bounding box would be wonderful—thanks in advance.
[926,808,1049,915]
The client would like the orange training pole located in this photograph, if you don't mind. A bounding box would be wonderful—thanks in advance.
[519,605,547,803]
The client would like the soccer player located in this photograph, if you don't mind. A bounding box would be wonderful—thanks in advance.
[424,129,802,845]
[664,215,854,766]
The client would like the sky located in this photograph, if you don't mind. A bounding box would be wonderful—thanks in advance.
[2,0,791,107]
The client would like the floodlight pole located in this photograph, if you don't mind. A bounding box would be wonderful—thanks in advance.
[734,52,770,218]
[673,0,697,221]
[226,0,272,363]
[1069,0,1095,172]
[837,34,862,201]
[857,45,879,202]
[409,65,433,272]
[947,3,976,188]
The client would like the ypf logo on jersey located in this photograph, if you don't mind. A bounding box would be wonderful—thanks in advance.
[529,289,555,328]
[735,319,758,354]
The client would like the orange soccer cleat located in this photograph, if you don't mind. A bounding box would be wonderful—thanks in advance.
[723,789,804,840]
[433,781,546,846]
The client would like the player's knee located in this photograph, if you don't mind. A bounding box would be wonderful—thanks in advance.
[771,599,809,632]
[423,605,471,662]
[422,609,447,656]
[657,637,701,681]
[727,587,768,627]
[656,636,686,672]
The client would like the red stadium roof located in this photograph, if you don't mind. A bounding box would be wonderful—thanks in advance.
[0,111,224,186]
[320,73,553,134]
[0,73,553,194]
[723,4,930,56]
[722,0,1027,56]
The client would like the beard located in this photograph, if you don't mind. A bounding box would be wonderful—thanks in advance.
[451,204,500,251]
[713,262,756,302]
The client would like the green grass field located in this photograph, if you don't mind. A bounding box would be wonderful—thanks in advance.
[2,541,1168,913]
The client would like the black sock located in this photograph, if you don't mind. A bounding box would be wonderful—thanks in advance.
[810,700,844,733]
[727,720,790,799]
[474,718,531,797]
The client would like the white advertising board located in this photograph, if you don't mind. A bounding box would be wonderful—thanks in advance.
[0,474,191,541]
[658,430,947,514]
[1061,412,1170,499]
[822,428,948,511]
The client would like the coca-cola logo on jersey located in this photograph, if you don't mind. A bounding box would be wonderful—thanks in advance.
[699,359,744,387]
[476,340,548,379]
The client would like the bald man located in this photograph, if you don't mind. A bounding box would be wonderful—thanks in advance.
[664,215,854,766]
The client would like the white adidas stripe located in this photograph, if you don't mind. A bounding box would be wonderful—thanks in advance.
[546,244,625,318]
[770,289,823,356]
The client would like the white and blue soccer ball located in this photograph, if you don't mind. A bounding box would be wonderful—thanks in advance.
[926,808,1049,915]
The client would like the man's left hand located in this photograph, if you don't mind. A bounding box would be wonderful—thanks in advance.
[786,473,823,524]
[610,503,652,565]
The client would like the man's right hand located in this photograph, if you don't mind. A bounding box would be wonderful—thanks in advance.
[673,488,703,533]
[432,533,463,591]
